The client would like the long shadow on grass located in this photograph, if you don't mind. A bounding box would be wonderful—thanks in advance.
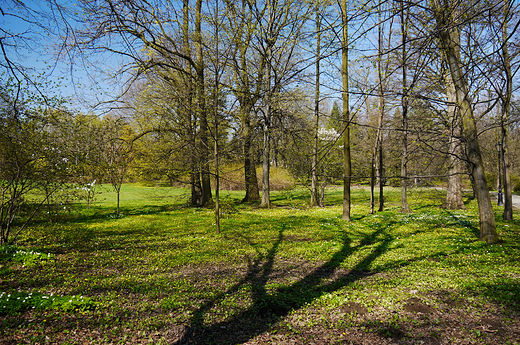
[25,204,173,229]
[446,211,479,238]
[173,221,396,344]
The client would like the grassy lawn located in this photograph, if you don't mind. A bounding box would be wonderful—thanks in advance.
[1,184,519,344]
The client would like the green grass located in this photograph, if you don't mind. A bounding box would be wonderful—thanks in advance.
[1,184,519,344]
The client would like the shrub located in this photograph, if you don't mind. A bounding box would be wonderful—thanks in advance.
[511,174,520,193]
[267,166,295,191]
[217,164,295,191]
[485,172,496,191]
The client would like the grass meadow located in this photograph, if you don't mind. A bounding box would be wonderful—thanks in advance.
[1,184,519,344]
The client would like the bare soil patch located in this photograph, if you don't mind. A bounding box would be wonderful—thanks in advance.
[1,259,519,344]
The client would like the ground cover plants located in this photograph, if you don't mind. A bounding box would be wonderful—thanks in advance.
[1,184,519,344]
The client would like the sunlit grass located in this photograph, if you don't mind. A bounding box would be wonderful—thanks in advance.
[1,184,519,343]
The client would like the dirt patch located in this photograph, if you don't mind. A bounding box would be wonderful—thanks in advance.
[2,260,520,345]
[404,297,435,314]
[340,302,368,316]
[283,235,314,242]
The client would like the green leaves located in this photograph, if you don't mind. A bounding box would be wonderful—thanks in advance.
[0,291,95,315]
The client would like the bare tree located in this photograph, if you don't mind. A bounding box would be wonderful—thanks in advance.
[431,0,499,243]
[341,0,351,221]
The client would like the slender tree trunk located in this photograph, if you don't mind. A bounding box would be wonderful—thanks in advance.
[443,65,466,209]
[261,114,271,208]
[214,0,221,234]
[116,189,120,217]
[311,7,321,207]
[502,129,512,219]
[370,149,376,214]
[230,3,260,204]
[432,0,499,244]
[400,0,410,213]
[260,1,274,209]
[214,130,220,232]
[195,0,211,206]
[241,105,260,203]
[372,104,385,214]
[183,0,202,206]
[501,0,513,220]
[372,1,385,214]
[378,140,384,211]
[341,0,351,221]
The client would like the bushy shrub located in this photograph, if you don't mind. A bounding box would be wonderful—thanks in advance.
[267,166,295,191]
[485,172,496,191]
[217,164,295,191]
[511,174,520,193]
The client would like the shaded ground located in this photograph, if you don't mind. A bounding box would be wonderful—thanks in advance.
[1,259,519,344]
[1,186,519,344]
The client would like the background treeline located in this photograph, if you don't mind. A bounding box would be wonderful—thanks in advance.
[1,0,520,244]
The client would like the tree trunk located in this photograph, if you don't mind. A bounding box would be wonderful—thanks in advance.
[341,0,351,221]
[241,106,260,203]
[214,0,221,234]
[432,0,499,244]
[183,0,202,206]
[311,7,321,207]
[501,0,513,220]
[195,0,211,206]
[261,118,271,208]
[116,189,120,217]
[400,0,410,213]
[260,1,274,209]
[372,1,385,214]
[378,140,384,212]
[443,65,466,210]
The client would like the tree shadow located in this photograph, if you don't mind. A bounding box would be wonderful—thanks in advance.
[26,203,174,227]
[173,221,396,344]
[446,211,480,238]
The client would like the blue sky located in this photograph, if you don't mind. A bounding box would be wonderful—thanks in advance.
[1,0,118,113]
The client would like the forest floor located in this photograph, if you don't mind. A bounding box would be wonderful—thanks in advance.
[1,185,519,344]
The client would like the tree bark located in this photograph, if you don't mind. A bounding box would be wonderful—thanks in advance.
[501,0,513,220]
[261,116,271,208]
[341,0,351,221]
[372,0,385,214]
[311,6,321,207]
[183,0,202,206]
[195,0,211,206]
[260,0,275,209]
[432,0,499,244]
[400,0,410,213]
[443,65,466,210]
[241,104,260,203]
[214,0,221,233]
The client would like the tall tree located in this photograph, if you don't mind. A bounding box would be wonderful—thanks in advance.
[183,0,203,206]
[254,0,309,208]
[341,0,351,221]
[499,0,514,220]
[443,64,466,210]
[431,0,499,243]
[195,0,212,205]
[311,2,322,207]
[70,0,213,206]
[399,0,411,213]
[371,0,391,214]
[224,0,262,203]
